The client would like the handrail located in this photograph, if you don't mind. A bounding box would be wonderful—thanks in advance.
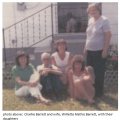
[4,34,52,60]
[3,3,54,66]
[28,34,52,47]
[4,4,51,30]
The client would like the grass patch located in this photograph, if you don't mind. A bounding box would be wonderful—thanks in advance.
[3,87,118,111]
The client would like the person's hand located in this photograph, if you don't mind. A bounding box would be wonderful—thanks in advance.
[41,69,50,76]
[45,68,51,72]
[102,50,108,58]
[28,82,37,87]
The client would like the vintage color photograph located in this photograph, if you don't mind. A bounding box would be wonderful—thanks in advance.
[3,2,118,110]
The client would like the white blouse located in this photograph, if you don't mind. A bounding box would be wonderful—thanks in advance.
[37,64,58,72]
[86,16,111,51]
[52,51,70,71]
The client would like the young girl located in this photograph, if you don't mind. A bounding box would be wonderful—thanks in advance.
[51,39,72,85]
[12,51,49,104]
[68,55,95,104]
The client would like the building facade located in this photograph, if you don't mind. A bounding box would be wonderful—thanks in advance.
[3,2,118,65]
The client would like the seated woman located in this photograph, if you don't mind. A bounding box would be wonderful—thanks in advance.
[68,55,95,104]
[37,52,64,100]
[12,51,49,104]
[51,39,72,85]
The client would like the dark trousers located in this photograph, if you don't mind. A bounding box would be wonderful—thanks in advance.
[86,50,106,97]
[40,73,63,96]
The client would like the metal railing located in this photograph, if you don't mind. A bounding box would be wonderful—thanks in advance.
[3,3,54,66]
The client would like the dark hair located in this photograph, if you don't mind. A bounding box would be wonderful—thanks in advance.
[16,54,29,66]
[55,39,67,51]
[71,55,85,71]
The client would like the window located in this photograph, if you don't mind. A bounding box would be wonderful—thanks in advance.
[58,2,88,33]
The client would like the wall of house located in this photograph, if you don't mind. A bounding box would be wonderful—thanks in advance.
[102,2,118,45]
[3,2,118,48]
[3,2,55,49]
[3,2,51,28]
[3,2,118,65]
[3,3,14,28]
[3,2,58,64]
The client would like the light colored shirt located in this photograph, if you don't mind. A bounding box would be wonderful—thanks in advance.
[52,51,70,72]
[37,64,58,72]
[86,16,111,51]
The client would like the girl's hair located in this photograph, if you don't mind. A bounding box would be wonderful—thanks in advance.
[16,51,29,66]
[55,38,67,51]
[87,3,102,15]
[71,55,85,71]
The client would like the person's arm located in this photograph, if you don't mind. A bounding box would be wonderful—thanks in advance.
[37,65,46,75]
[16,76,37,87]
[84,66,95,84]
[12,66,29,86]
[51,56,57,66]
[83,45,87,59]
[65,53,73,73]
[37,65,59,76]
[51,56,63,75]
[36,65,41,73]
[68,70,74,98]
[68,53,73,66]
[12,65,37,87]
[102,19,112,58]
[83,18,92,58]
[15,76,29,86]
[102,31,112,58]
[48,68,62,75]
